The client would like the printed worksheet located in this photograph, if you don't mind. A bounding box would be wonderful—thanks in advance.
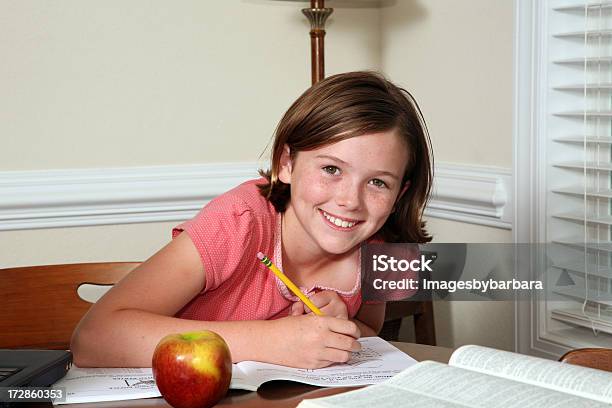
[53,367,161,404]
[230,336,417,391]
[52,337,415,404]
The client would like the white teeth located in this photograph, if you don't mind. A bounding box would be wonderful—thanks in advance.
[322,211,356,228]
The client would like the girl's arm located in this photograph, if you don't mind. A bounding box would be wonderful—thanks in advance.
[71,232,253,367]
[71,233,360,368]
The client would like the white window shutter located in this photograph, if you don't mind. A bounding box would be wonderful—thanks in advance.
[543,1,612,345]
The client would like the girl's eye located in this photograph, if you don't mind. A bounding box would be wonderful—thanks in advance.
[322,165,340,176]
[369,179,388,189]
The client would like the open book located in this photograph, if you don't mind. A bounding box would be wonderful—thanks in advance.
[53,337,416,404]
[297,345,612,408]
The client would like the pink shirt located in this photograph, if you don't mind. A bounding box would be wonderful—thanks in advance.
[172,178,363,321]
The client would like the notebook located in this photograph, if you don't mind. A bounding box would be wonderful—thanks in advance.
[0,349,72,387]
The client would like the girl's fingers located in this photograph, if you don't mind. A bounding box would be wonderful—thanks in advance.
[325,332,362,353]
[320,303,348,319]
[319,347,353,364]
[309,291,334,308]
[291,302,305,315]
[326,316,361,339]
[308,291,348,319]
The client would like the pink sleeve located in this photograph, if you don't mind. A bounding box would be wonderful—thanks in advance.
[173,197,257,293]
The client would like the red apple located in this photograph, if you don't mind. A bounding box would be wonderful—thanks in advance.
[152,331,232,408]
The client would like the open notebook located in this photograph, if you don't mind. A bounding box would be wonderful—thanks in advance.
[52,337,415,404]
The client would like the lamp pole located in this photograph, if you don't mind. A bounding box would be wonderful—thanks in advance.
[301,0,333,85]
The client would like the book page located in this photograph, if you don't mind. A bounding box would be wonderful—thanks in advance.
[229,364,258,391]
[52,367,161,405]
[448,345,612,404]
[233,337,416,390]
[299,384,468,408]
[298,361,610,408]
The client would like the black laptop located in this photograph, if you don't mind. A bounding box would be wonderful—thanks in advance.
[0,349,72,387]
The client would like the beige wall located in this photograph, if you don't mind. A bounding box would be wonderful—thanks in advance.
[1,0,380,170]
[427,218,513,351]
[1,1,516,350]
[380,0,514,167]
[381,0,515,350]
[0,222,173,267]
[399,218,514,351]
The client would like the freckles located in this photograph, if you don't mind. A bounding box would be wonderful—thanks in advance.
[369,197,394,222]
[306,175,329,191]
[307,170,333,190]
[315,175,330,186]
[313,179,332,200]
[368,193,395,214]
[299,173,330,201]
[300,171,325,186]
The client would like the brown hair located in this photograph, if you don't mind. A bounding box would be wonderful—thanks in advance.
[258,71,433,243]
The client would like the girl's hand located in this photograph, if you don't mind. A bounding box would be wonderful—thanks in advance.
[290,290,349,319]
[271,313,361,369]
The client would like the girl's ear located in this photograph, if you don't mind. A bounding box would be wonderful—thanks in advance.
[278,144,292,184]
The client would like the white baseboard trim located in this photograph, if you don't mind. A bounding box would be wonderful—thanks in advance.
[0,162,512,231]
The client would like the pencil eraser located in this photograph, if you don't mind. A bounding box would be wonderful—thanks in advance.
[256,252,264,260]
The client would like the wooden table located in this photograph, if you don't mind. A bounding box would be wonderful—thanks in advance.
[27,342,453,408]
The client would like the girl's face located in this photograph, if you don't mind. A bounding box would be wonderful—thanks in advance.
[279,130,409,257]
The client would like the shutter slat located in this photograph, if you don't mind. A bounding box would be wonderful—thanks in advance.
[552,260,612,279]
[553,212,612,225]
[553,239,612,252]
[552,187,612,198]
[554,83,612,90]
[553,287,612,306]
[553,136,612,143]
[554,111,612,117]
[554,29,612,38]
[554,57,612,64]
[553,161,612,171]
[552,309,612,334]
[554,2,612,12]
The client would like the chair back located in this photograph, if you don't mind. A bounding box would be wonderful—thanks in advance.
[0,263,139,350]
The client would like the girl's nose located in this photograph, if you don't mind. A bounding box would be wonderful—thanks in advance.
[335,181,362,210]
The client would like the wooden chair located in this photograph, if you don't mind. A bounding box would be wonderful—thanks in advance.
[0,263,138,350]
[0,261,435,349]
[559,348,612,372]
[379,301,436,345]
[378,249,438,345]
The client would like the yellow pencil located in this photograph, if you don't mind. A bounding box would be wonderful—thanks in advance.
[256,251,325,316]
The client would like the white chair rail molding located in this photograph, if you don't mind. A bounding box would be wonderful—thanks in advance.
[0,162,512,231]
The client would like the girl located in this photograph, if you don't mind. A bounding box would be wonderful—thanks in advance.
[71,71,433,369]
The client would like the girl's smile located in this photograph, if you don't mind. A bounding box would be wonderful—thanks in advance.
[278,130,409,259]
[319,209,361,230]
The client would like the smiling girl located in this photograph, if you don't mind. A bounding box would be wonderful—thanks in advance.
[71,71,433,369]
